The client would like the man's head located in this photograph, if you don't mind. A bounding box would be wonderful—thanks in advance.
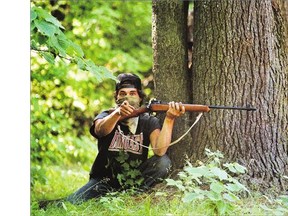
[114,73,145,107]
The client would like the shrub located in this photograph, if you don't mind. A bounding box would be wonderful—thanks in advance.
[166,148,250,215]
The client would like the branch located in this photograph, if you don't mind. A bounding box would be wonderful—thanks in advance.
[31,47,73,62]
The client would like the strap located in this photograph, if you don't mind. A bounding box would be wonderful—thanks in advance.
[168,112,203,147]
[117,113,203,150]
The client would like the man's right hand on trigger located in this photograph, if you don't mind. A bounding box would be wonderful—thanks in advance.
[117,100,135,116]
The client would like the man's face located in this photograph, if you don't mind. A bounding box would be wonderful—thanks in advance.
[116,87,141,108]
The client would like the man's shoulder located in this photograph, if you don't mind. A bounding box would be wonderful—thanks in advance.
[94,110,110,120]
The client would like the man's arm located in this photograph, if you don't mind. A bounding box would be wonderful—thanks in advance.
[93,101,135,137]
[150,102,185,156]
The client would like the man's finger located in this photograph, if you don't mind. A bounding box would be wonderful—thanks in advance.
[175,102,180,111]
[179,102,185,113]
[181,105,185,113]
[170,101,175,109]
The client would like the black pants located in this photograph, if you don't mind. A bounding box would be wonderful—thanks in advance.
[66,154,171,204]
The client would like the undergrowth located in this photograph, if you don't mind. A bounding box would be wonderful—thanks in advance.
[31,149,288,216]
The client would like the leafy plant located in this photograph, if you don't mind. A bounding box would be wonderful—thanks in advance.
[115,151,144,189]
[259,194,288,216]
[31,4,115,82]
[166,148,250,215]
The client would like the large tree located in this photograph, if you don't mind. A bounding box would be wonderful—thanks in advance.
[152,0,287,191]
[152,0,193,171]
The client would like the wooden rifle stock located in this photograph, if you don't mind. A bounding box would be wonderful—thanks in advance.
[115,103,210,120]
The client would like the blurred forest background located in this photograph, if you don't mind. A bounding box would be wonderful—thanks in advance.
[31,0,155,189]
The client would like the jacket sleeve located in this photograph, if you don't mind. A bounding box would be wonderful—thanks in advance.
[89,111,109,138]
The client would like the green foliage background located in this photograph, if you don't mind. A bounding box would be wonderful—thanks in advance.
[31,1,153,187]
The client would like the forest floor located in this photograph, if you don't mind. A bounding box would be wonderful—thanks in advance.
[31,165,288,216]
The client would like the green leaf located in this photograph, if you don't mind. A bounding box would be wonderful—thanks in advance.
[224,163,247,174]
[165,179,180,186]
[229,178,250,193]
[210,181,225,194]
[48,35,66,56]
[166,179,185,191]
[210,167,228,180]
[33,7,64,29]
[234,163,247,173]
[223,192,239,202]
[31,39,37,50]
[34,19,56,37]
[206,191,221,201]
[184,166,207,178]
[44,14,65,29]
[225,183,242,192]
[182,192,204,202]
[31,22,36,32]
[41,52,55,64]
[76,58,86,70]
[31,9,37,21]
[98,66,116,81]
[223,163,237,173]
[85,59,103,81]
[37,34,47,45]
[67,41,84,57]
[33,7,50,19]
[57,33,70,50]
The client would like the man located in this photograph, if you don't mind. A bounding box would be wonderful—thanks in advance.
[66,73,185,204]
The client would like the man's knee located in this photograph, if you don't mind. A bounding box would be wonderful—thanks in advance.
[152,154,172,175]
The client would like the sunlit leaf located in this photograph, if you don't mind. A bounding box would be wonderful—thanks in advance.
[76,57,86,70]
[44,14,65,29]
[234,163,247,173]
[31,9,37,21]
[210,167,228,180]
[166,179,185,191]
[223,193,239,202]
[184,166,207,178]
[68,42,84,57]
[41,52,55,64]
[206,191,221,201]
[34,19,56,37]
[210,181,225,193]
[183,192,204,202]
[225,183,242,192]
[49,35,66,56]
[33,6,64,29]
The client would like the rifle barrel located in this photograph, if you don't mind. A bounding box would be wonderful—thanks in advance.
[208,105,256,111]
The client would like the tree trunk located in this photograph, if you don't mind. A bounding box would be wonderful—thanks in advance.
[152,0,191,171]
[191,0,287,190]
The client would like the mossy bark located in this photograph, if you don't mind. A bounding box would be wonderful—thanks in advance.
[152,0,191,170]
[191,0,288,190]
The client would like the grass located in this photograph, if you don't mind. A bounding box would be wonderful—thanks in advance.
[31,165,288,216]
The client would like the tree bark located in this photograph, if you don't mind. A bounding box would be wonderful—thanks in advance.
[191,0,287,190]
[152,0,191,171]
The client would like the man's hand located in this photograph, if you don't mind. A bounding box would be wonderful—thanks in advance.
[152,101,186,156]
[117,100,135,117]
[166,101,185,119]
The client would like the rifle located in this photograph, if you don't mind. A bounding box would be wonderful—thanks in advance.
[113,99,256,120]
